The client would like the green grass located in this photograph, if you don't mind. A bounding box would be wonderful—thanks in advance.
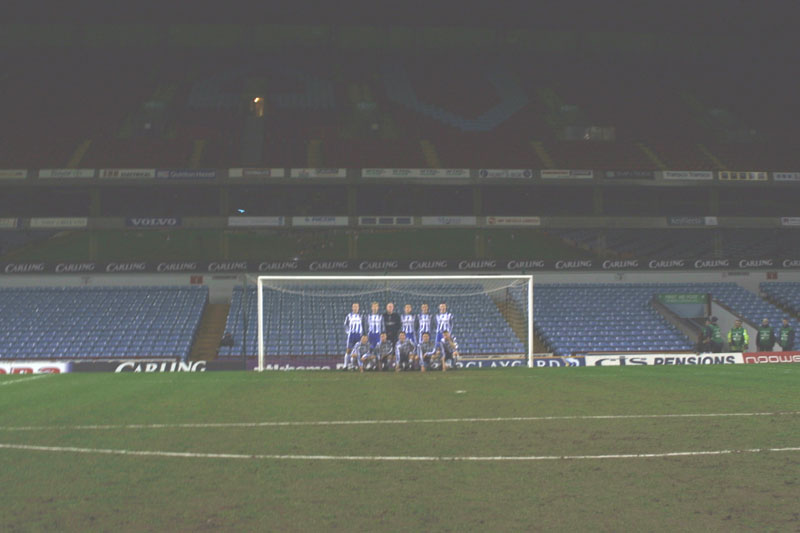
[1,366,798,531]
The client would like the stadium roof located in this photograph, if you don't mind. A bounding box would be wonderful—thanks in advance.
[8,0,796,35]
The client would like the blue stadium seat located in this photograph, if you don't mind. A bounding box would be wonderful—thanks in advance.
[0,286,208,361]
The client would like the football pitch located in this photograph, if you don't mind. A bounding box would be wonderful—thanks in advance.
[1,366,798,532]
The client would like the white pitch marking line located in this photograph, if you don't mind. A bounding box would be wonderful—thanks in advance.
[0,375,51,387]
[0,442,798,462]
[0,411,797,432]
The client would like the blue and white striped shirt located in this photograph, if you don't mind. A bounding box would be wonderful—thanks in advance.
[344,312,364,335]
[436,312,453,333]
[417,313,432,335]
[401,313,416,335]
[367,313,385,334]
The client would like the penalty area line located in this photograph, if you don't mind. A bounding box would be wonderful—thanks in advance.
[0,442,799,462]
[0,411,798,432]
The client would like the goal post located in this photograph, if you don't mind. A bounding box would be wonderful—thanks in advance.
[256,274,534,371]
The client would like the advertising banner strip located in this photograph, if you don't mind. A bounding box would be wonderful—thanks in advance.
[3,257,800,275]
[227,216,285,227]
[38,169,95,179]
[29,217,89,229]
[478,169,533,179]
[743,352,800,364]
[99,168,156,179]
[657,293,707,304]
[667,216,718,227]
[0,169,28,179]
[228,168,285,178]
[362,168,470,179]
[0,361,70,374]
[583,353,744,366]
[781,217,800,227]
[530,356,585,367]
[662,170,714,180]
[773,172,800,182]
[291,216,349,227]
[603,170,655,180]
[540,169,594,179]
[358,216,413,226]
[0,218,18,229]
[486,216,541,226]
[719,171,768,181]
[126,217,182,228]
[421,216,477,226]
[290,168,347,178]
[155,169,217,179]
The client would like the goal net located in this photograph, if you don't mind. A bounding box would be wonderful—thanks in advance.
[256,275,533,371]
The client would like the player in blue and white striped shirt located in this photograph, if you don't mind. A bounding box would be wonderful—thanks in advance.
[417,303,432,342]
[366,301,385,348]
[343,303,365,369]
[400,304,417,344]
[435,303,454,345]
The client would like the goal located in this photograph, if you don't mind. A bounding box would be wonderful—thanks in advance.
[255,274,533,370]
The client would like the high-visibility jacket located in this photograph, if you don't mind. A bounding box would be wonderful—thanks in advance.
[727,326,749,350]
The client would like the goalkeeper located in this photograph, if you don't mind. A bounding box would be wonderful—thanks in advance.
[417,332,441,372]
[394,331,418,371]
[373,332,396,371]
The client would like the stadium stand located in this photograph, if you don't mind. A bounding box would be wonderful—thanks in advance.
[548,229,800,260]
[533,284,695,356]
[0,286,207,360]
[549,229,718,259]
[532,283,799,356]
[3,37,800,170]
[710,284,799,335]
[760,282,800,317]
[0,231,57,257]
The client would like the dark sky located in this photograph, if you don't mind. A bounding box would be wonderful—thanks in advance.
[3,0,796,35]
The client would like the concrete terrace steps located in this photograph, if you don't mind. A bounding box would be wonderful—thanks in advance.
[190,303,231,361]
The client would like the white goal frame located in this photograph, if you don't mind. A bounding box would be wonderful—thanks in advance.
[256,274,534,371]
